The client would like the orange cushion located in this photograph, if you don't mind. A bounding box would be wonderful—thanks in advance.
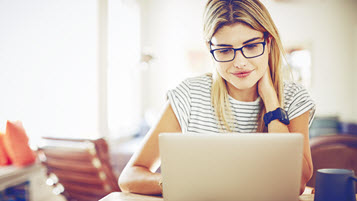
[0,132,11,166]
[4,120,36,167]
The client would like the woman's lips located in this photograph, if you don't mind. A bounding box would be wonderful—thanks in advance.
[232,70,254,78]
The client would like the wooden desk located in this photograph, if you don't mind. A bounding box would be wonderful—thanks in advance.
[99,192,317,201]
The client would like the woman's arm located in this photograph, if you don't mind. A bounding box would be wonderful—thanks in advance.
[118,102,181,195]
[264,98,313,194]
[258,67,313,195]
[287,111,313,195]
[263,94,313,194]
[261,89,313,194]
[263,96,313,194]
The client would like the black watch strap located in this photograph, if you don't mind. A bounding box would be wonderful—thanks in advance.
[263,107,290,127]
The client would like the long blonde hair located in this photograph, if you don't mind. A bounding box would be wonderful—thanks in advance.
[203,0,285,132]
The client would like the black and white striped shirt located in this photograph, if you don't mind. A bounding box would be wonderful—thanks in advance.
[167,74,316,133]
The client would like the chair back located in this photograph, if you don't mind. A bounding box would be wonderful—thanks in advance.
[38,137,120,201]
[307,134,357,191]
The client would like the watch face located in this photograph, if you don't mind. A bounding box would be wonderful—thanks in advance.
[275,108,289,125]
[264,108,290,126]
[282,111,288,120]
[280,109,290,124]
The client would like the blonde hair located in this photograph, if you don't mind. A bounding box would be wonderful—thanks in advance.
[203,0,285,132]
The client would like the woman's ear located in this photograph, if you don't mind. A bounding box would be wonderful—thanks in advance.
[206,41,211,50]
[266,36,273,54]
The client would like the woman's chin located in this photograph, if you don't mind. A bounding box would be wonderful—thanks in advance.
[229,80,257,91]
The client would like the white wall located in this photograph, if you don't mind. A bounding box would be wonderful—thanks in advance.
[0,0,99,141]
[140,0,357,122]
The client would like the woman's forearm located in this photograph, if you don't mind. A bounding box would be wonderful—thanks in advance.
[118,166,162,195]
[263,93,313,194]
[300,155,313,194]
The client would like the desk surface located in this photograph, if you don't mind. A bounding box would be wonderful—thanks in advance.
[99,192,317,201]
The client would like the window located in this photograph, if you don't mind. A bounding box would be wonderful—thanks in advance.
[0,0,98,143]
[285,46,312,88]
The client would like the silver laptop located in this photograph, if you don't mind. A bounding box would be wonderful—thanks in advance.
[159,133,303,201]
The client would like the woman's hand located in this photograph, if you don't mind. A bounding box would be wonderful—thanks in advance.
[257,67,274,99]
[257,67,280,112]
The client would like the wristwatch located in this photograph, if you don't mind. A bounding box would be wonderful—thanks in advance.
[263,107,290,127]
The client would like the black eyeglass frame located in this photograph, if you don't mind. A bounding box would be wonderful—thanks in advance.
[209,38,267,62]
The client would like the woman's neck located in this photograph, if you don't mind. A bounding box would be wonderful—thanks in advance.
[226,82,258,102]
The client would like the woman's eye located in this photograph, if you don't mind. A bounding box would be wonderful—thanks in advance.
[218,49,232,54]
[245,44,258,49]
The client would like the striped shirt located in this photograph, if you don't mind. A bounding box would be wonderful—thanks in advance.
[167,74,316,133]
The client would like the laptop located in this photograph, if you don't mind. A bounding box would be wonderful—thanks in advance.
[159,133,303,201]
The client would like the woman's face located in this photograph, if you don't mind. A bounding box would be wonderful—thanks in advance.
[210,23,271,93]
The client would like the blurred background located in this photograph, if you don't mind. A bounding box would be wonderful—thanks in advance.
[1,0,357,143]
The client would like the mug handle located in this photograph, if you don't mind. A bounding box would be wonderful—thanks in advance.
[351,176,357,182]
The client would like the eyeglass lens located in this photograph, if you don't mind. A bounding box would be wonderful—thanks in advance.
[213,43,264,62]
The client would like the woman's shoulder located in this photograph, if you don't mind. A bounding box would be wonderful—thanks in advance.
[168,73,213,97]
[282,80,309,99]
[283,80,305,92]
[282,80,315,109]
[177,73,213,92]
[282,81,316,124]
[183,73,213,85]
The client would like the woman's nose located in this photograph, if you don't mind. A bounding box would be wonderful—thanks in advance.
[233,50,247,68]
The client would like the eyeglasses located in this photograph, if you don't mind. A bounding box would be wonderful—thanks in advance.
[210,39,266,62]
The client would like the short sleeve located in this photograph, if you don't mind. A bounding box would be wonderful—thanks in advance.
[166,79,191,132]
[283,82,316,127]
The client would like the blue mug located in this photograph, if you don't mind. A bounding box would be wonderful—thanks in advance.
[314,168,357,201]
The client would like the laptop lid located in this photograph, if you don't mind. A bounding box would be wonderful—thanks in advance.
[159,133,303,201]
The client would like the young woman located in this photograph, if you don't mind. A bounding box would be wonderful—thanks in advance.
[119,0,316,195]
